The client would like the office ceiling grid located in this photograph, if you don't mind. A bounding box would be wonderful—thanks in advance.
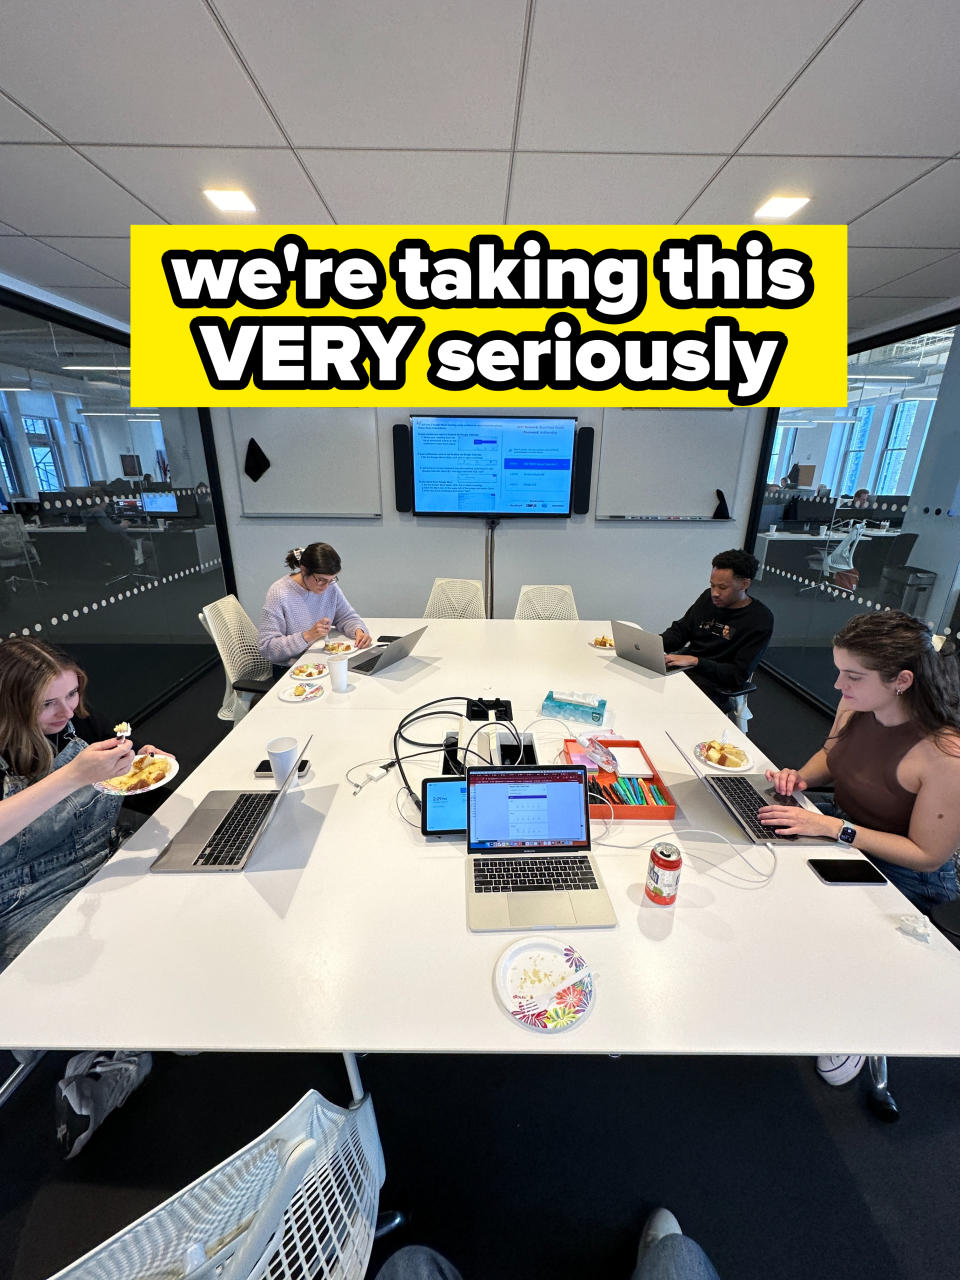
[0,0,957,338]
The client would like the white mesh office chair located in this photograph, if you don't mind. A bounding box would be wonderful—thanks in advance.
[47,1087,384,1280]
[0,514,44,589]
[806,522,866,584]
[514,585,579,620]
[200,595,273,723]
[423,577,485,619]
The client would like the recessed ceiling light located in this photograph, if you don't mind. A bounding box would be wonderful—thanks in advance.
[754,196,810,218]
[203,188,256,213]
[62,364,130,371]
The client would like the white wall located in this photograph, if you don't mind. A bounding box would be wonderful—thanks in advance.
[211,406,767,628]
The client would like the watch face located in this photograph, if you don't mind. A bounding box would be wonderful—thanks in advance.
[838,824,857,845]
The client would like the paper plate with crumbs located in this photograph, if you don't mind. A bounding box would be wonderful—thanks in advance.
[288,662,326,681]
[278,682,325,704]
[94,752,178,796]
[494,937,594,1033]
[694,739,752,772]
[588,636,615,650]
[324,640,353,653]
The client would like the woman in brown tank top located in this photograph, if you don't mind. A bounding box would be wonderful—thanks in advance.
[758,610,960,913]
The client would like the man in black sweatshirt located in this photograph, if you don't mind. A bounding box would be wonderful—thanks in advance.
[660,549,773,712]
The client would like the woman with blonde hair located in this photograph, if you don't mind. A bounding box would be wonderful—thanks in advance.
[0,638,155,1156]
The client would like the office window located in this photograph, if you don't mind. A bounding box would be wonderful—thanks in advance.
[22,416,65,491]
[0,414,22,495]
[837,407,874,495]
[767,425,797,483]
[71,421,94,484]
[875,400,921,493]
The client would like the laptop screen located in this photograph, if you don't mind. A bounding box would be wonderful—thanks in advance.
[466,765,590,853]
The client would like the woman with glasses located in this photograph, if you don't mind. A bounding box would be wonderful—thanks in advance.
[258,542,372,664]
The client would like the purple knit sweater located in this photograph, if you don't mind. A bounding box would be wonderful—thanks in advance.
[258,575,367,664]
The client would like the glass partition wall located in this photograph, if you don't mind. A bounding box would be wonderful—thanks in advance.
[0,298,227,724]
[754,322,960,706]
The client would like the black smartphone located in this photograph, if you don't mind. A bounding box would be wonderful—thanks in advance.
[807,857,887,886]
[377,634,400,644]
[255,759,310,778]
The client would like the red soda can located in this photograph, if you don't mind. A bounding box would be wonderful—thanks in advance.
[644,841,682,905]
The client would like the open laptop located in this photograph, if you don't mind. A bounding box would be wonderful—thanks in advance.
[345,625,428,675]
[666,732,802,844]
[465,764,616,931]
[150,736,312,873]
[611,619,684,676]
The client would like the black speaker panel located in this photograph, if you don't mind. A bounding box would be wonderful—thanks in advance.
[393,422,413,512]
[572,426,594,515]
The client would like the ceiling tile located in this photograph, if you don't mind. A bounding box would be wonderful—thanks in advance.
[0,0,282,145]
[518,0,852,152]
[848,247,957,295]
[0,94,56,142]
[37,237,132,285]
[40,286,130,325]
[866,252,960,297]
[0,145,161,235]
[299,151,510,223]
[849,161,960,247]
[507,153,722,224]
[215,0,525,148]
[0,236,120,287]
[79,147,333,224]
[848,296,948,329]
[744,0,960,155]
[683,154,933,225]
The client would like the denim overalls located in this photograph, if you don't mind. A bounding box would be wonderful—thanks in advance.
[0,730,123,971]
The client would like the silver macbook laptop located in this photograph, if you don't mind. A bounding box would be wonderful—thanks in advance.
[150,736,312,873]
[611,619,684,676]
[346,625,428,675]
[666,732,803,845]
[465,764,616,931]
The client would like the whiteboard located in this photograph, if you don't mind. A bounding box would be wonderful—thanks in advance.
[595,408,748,520]
[228,408,381,517]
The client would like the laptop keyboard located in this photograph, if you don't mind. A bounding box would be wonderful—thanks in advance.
[707,775,797,842]
[473,854,598,893]
[194,792,277,867]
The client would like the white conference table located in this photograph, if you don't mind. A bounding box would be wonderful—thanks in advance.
[1,618,959,1057]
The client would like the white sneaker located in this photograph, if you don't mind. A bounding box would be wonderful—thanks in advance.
[55,1050,152,1158]
[817,1053,866,1086]
[636,1207,682,1267]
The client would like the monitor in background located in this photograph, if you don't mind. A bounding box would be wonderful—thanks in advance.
[141,490,178,514]
[113,497,143,517]
[0,491,8,513]
[411,416,576,517]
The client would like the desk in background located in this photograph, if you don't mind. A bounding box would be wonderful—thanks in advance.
[0,619,958,1056]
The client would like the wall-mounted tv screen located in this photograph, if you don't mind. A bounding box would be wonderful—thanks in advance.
[411,416,576,517]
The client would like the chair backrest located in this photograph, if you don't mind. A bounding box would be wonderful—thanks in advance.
[825,523,866,573]
[0,514,26,560]
[514,584,579,620]
[883,531,918,569]
[201,595,272,686]
[423,577,485,619]
[48,1089,384,1280]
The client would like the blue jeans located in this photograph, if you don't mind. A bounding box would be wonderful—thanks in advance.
[807,793,958,915]
[372,1239,720,1280]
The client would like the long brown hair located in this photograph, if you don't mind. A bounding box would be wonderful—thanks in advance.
[832,611,960,750]
[0,639,89,781]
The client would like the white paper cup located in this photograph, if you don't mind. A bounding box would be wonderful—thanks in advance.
[819,524,828,535]
[267,735,298,786]
[768,523,777,533]
[328,654,349,693]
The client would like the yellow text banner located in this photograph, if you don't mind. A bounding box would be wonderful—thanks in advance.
[131,224,847,409]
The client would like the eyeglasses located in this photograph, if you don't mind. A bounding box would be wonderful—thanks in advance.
[309,574,339,588]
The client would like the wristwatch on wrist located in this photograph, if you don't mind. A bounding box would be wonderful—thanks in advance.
[836,822,857,846]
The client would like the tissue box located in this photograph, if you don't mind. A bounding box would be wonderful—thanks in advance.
[542,690,606,725]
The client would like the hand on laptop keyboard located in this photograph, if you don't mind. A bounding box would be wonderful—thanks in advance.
[756,795,837,841]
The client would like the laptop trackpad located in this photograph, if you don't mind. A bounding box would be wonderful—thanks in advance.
[508,892,576,928]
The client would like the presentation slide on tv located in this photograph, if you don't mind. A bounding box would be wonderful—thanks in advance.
[411,417,575,514]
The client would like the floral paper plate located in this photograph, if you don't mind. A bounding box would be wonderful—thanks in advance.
[288,662,326,681]
[494,936,594,1033]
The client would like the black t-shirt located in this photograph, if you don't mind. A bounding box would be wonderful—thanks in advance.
[660,591,773,693]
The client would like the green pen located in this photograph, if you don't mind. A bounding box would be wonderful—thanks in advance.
[627,776,645,804]
[614,779,634,805]
[650,783,666,805]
